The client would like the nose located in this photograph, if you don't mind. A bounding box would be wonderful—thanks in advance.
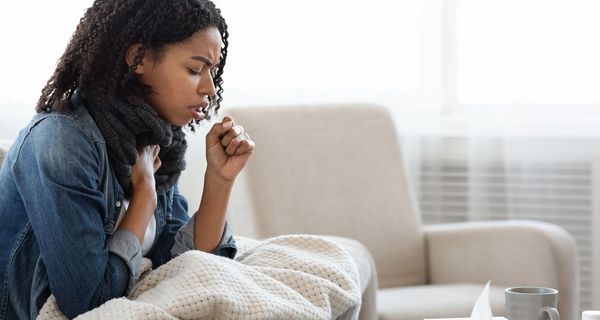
[197,69,217,99]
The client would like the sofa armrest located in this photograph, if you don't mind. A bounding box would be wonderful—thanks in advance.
[423,220,578,320]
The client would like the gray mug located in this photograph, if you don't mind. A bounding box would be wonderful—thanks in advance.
[505,287,559,320]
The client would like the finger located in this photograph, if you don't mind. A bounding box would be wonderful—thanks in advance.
[206,117,234,146]
[136,146,146,159]
[153,157,162,172]
[233,133,253,154]
[225,133,248,155]
[138,146,150,162]
[235,138,255,155]
[222,116,233,124]
[221,125,244,147]
[229,133,254,155]
[152,145,160,158]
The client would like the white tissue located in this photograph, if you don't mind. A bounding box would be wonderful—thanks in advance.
[470,281,493,320]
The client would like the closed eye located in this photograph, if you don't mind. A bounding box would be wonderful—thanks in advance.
[188,68,201,76]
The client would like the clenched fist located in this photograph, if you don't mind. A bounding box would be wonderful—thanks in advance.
[205,116,255,182]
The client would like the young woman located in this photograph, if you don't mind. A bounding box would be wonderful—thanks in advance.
[0,0,254,318]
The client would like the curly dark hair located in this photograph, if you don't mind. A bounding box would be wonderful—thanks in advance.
[36,0,228,123]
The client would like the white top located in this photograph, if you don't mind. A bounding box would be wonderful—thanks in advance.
[114,199,156,256]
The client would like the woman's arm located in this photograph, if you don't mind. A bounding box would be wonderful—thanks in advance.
[159,116,252,262]
[192,170,233,251]
[194,116,254,252]
[157,184,236,266]
[12,118,136,318]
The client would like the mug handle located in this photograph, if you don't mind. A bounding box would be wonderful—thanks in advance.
[541,306,560,320]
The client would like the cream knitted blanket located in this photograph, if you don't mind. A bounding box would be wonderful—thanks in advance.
[38,235,361,320]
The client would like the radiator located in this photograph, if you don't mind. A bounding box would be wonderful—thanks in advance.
[415,136,600,312]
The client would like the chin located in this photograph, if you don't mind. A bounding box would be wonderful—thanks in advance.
[164,116,191,127]
[174,120,191,127]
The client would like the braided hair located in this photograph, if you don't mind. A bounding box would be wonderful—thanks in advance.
[36,0,228,124]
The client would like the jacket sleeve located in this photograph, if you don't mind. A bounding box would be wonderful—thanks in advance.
[146,184,237,268]
[12,117,139,319]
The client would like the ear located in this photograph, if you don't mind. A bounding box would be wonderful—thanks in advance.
[125,43,146,75]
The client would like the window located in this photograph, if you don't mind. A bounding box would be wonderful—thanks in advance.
[213,0,429,108]
[456,0,600,107]
[1,1,599,125]
[0,1,431,115]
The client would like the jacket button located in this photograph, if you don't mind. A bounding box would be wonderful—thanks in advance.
[116,201,121,208]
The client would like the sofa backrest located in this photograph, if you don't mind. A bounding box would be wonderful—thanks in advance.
[227,104,426,288]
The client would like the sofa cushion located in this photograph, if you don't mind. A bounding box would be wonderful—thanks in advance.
[377,283,506,320]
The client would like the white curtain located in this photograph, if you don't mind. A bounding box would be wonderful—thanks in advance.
[400,1,600,311]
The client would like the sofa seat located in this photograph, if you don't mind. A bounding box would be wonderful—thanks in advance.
[378,283,506,320]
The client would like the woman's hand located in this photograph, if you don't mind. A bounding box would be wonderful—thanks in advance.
[130,144,161,203]
[205,116,255,182]
[119,144,161,243]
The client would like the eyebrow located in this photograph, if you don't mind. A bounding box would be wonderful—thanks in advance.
[190,55,220,67]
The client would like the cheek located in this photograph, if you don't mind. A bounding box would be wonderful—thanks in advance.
[161,72,199,99]
[141,64,200,108]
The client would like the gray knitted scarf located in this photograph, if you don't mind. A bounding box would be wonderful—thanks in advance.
[75,88,187,197]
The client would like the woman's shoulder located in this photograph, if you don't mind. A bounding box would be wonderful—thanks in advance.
[6,105,106,168]
[25,104,105,146]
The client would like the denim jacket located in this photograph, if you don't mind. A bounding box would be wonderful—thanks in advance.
[0,93,237,319]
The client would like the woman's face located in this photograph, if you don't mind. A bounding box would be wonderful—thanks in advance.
[133,27,222,126]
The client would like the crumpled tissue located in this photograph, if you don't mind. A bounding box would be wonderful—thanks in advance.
[470,281,493,320]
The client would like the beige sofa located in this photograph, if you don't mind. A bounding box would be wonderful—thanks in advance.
[225,104,579,320]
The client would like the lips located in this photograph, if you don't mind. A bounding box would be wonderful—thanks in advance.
[190,103,208,121]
